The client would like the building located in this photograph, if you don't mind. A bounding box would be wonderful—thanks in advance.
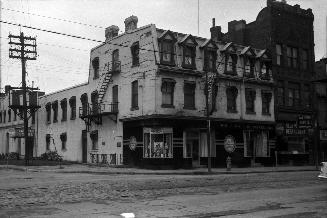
[213,0,315,165]
[32,15,275,168]
[314,57,327,162]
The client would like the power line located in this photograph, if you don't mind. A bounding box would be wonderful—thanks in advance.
[1,7,105,29]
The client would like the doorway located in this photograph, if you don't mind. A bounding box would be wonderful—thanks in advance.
[185,130,200,167]
[6,133,10,153]
[82,130,87,163]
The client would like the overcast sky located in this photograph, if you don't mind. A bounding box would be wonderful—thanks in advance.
[0,0,326,93]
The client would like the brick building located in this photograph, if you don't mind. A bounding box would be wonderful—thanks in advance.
[211,0,315,165]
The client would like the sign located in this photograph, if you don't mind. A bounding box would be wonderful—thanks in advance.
[284,122,308,136]
[224,135,236,153]
[12,127,34,138]
[298,115,313,129]
[129,136,137,151]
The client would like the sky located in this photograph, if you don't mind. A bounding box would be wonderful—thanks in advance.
[0,0,326,94]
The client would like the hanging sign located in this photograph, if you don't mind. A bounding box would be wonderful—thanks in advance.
[129,136,137,151]
[224,135,236,153]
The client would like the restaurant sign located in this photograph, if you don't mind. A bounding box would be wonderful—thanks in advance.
[297,115,313,129]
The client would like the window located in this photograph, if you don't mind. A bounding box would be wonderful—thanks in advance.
[245,88,256,114]
[19,109,23,120]
[80,93,88,116]
[3,110,6,123]
[46,134,51,151]
[260,62,271,80]
[131,80,138,110]
[8,109,11,122]
[161,79,175,107]
[303,85,311,108]
[90,130,98,150]
[131,42,139,66]
[69,96,76,120]
[92,57,99,79]
[276,44,282,66]
[302,49,308,70]
[288,83,300,107]
[204,49,216,72]
[226,86,238,112]
[52,100,58,123]
[277,81,284,106]
[143,127,173,158]
[112,49,120,71]
[183,46,196,69]
[160,40,174,65]
[262,91,272,115]
[0,111,2,123]
[45,103,51,123]
[13,109,17,121]
[184,82,196,109]
[225,54,237,75]
[244,57,254,77]
[60,98,67,121]
[91,91,99,115]
[286,46,298,68]
[112,85,119,112]
[244,130,269,157]
[60,133,67,150]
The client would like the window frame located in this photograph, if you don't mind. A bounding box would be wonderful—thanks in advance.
[90,130,98,150]
[60,132,67,151]
[276,44,282,66]
[245,88,256,114]
[160,40,175,65]
[226,86,238,113]
[161,78,176,108]
[60,98,67,122]
[143,127,173,158]
[69,96,76,120]
[204,48,217,72]
[224,53,237,75]
[92,57,99,80]
[131,41,140,67]
[131,80,139,110]
[262,91,272,115]
[183,81,196,110]
[45,103,51,124]
[52,100,58,123]
[182,45,196,69]
[302,49,309,70]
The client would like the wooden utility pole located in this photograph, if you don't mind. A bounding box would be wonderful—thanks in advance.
[205,70,212,173]
[9,32,37,166]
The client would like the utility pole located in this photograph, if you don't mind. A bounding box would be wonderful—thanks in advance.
[205,70,212,173]
[9,32,37,166]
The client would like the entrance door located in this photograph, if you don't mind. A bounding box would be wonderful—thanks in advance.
[26,137,34,159]
[82,130,87,163]
[6,133,10,153]
[185,131,200,167]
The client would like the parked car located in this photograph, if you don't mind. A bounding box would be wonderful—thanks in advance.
[318,162,327,179]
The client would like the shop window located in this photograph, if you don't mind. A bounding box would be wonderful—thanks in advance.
[183,45,196,69]
[143,128,173,158]
[60,98,67,122]
[184,81,196,109]
[245,88,256,114]
[204,49,217,72]
[92,57,99,79]
[303,85,311,108]
[161,79,175,107]
[244,57,254,77]
[69,96,76,120]
[46,134,51,151]
[302,49,308,70]
[46,103,51,123]
[90,130,98,150]
[60,132,67,151]
[262,91,272,115]
[277,81,284,106]
[160,40,175,65]
[131,41,139,66]
[131,80,138,110]
[226,86,238,113]
[276,44,282,66]
[8,109,11,122]
[52,100,58,123]
[244,130,269,157]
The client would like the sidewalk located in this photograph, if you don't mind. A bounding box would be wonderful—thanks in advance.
[0,163,318,175]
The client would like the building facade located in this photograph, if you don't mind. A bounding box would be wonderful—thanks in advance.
[213,0,315,165]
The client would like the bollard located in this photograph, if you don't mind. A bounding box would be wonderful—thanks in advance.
[226,156,231,171]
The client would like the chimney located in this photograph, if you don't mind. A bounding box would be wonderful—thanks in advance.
[124,15,138,32]
[210,18,223,42]
[105,25,119,41]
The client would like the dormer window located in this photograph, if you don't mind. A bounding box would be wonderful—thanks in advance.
[244,58,254,77]
[158,30,177,66]
[201,39,217,72]
[225,54,237,75]
[179,34,197,69]
[92,57,99,79]
[260,62,271,80]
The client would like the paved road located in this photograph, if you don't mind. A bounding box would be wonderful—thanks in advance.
[0,169,325,217]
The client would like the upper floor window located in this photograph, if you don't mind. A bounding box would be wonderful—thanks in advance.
[0,111,2,123]
[277,81,284,106]
[46,103,51,123]
[161,79,175,107]
[244,58,254,77]
[90,130,98,150]
[52,100,58,123]
[286,46,298,68]
[262,91,272,115]
[13,109,17,121]
[225,54,237,75]
[131,80,139,110]
[60,132,67,151]
[303,84,311,108]
[276,44,282,66]
[245,88,256,114]
[288,83,300,107]
[46,134,51,150]
[92,57,99,79]
[260,62,271,80]
[8,109,11,122]
[160,40,175,65]
[69,96,76,120]
[302,49,308,70]
[183,46,196,69]
[112,49,120,71]
[204,49,217,72]
[184,81,196,109]
[131,42,139,66]
[80,93,88,116]
[60,98,67,122]
[3,110,6,123]
[226,86,238,113]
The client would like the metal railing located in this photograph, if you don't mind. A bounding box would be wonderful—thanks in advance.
[79,103,118,118]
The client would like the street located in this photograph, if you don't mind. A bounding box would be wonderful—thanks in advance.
[0,169,326,217]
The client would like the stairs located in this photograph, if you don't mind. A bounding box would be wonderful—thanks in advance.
[98,71,113,104]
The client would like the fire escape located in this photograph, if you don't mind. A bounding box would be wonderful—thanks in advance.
[79,61,120,131]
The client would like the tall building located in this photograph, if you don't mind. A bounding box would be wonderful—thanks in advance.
[212,0,315,165]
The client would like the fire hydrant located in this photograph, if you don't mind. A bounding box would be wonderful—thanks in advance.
[226,156,232,171]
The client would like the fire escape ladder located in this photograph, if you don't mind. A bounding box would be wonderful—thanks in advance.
[98,72,112,104]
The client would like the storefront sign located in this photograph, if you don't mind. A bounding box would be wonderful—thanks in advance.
[224,135,236,153]
[284,122,308,136]
[129,136,137,151]
[298,115,313,129]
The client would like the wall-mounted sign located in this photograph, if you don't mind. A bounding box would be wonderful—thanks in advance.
[224,135,236,153]
[12,127,34,138]
[298,115,313,129]
[129,136,137,151]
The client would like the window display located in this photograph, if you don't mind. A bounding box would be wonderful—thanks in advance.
[143,128,173,158]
